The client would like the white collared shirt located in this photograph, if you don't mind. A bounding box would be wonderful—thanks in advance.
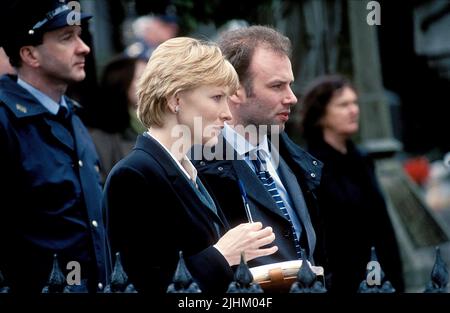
[146,131,198,184]
[223,123,286,196]
[18,78,68,115]
[222,124,302,239]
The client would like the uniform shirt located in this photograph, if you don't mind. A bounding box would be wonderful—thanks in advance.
[17,78,67,114]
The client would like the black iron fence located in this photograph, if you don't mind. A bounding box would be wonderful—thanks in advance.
[0,246,447,293]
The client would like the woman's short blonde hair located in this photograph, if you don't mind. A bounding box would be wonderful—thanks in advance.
[136,37,239,128]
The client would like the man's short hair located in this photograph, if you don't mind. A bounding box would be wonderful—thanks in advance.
[218,25,291,96]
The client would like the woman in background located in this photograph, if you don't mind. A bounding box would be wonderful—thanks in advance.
[104,37,278,293]
[301,75,404,292]
[89,56,147,182]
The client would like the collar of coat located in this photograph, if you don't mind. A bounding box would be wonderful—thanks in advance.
[194,131,323,192]
[0,74,81,118]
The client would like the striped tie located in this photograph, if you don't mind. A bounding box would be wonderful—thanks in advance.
[251,151,303,259]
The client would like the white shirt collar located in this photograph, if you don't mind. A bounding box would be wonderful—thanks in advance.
[222,123,270,160]
[146,131,197,183]
[180,156,198,184]
[17,78,67,115]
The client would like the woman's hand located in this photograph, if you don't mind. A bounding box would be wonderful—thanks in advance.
[214,222,278,266]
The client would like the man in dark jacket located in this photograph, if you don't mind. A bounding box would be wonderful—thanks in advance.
[0,0,110,292]
[193,26,328,273]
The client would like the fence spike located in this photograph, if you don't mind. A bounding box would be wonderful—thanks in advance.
[358,246,395,293]
[0,270,10,293]
[104,252,137,293]
[290,249,326,293]
[424,246,449,293]
[227,252,263,293]
[41,254,66,293]
[167,251,201,293]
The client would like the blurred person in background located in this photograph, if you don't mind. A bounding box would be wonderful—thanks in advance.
[0,47,15,75]
[301,74,404,292]
[89,55,147,183]
[124,14,178,61]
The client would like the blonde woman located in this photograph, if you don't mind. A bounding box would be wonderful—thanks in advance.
[104,37,277,293]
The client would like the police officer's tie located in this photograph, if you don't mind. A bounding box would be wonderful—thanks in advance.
[57,105,73,127]
[251,151,303,259]
[57,105,71,121]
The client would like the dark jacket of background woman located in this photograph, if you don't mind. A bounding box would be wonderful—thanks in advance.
[307,138,404,292]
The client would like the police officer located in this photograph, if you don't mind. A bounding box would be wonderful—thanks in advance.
[0,0,110,292]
